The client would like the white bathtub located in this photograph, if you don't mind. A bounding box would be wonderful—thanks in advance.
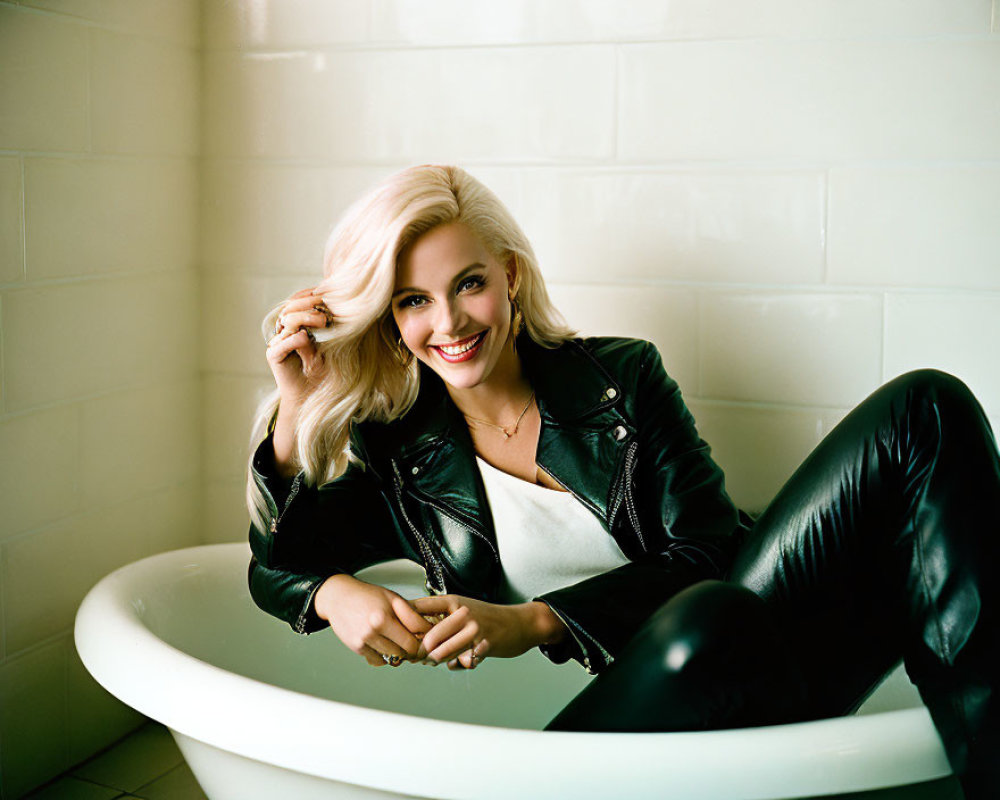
[74,543,956,800]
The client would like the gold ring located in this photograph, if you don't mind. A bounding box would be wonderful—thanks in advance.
[312,304,335,326]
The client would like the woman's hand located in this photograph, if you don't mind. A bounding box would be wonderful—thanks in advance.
[411,595,568,670]
[265,287,332,406]
[314,574,433,667]
[265,288,334,476]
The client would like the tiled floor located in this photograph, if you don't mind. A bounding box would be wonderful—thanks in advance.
[23,722,207,800]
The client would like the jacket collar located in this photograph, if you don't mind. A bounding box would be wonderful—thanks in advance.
[372,333,623,461]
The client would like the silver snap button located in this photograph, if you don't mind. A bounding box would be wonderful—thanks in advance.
[605,387,617,399]
[411,466,420,475]
[613,425,627,441]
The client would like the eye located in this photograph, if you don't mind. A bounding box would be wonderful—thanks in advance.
[457,274,485,293]
[397,294,428,310]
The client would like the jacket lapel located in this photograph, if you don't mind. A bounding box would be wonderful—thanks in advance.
[375,336,634,595]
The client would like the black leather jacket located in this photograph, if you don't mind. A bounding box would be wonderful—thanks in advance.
[248,335,751,674]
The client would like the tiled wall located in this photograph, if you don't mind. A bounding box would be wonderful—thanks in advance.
[202,0,1000,544]
[2,0,998,796]
[0,2,200,797]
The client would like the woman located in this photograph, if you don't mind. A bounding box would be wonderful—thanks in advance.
[247,164,997,799]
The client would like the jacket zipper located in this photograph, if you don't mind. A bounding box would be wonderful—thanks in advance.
[391,460,447,594]
[621,440,646,552]
[269,472,303,534]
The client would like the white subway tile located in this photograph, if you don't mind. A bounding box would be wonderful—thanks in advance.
[3,271,197,411]
[620,41,1000,162]
[3,496,153,654]
[700,292,883,407]
[25,158,197,280]
[79,380,200,510]
[90,30,199,156]
[687,400,829,514]
[204,0,370,49]
[516,169,824,286]
[0,406,79,541]
[829,167,1000,291]
[202,164,395,272]
[20,0,199,46]
[145,482,203,555]
[885,293,1000,418]
[546,283,699,394]
[202,270,315,375]
[204,47,615,161]
[67,638,145,768]
[0,7,88,152]
[0,637,69,798]
[372,0,992,44]
[205,479,252,544]
[205,375,275,481]
[0,158,23,285]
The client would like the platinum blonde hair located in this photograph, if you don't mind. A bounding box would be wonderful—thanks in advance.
[246,164,575,533]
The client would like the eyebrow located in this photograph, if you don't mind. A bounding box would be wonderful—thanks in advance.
[392,263,487,299]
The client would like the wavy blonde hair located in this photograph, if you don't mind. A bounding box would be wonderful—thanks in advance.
[247,164,575,532]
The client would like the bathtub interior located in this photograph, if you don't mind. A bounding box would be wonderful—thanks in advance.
[136,554,592,728]
[132,547,923,729]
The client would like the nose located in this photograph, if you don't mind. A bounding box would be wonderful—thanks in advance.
[434,297,464,335]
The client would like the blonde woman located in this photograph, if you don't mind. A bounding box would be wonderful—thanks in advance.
[248,165,998,799]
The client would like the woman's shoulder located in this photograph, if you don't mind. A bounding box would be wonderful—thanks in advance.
[569,335,660,377]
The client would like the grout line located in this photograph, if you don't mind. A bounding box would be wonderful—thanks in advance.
[18,156,26,283]
[201,30,1000,57]
[83,24,92,155]
[821,167,830,284]
[612,44,620,161]
[880,291,889,382]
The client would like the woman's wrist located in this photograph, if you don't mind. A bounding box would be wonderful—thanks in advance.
[313,573,356,622]
[526,601,568,647]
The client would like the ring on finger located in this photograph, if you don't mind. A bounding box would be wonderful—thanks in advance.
[382,653,401,666]
[312,303,335,327]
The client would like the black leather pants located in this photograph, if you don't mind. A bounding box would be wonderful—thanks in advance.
[546,370,999,800]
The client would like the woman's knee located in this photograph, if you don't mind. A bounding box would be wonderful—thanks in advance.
[888,369,979,416]
[634,580,775,677]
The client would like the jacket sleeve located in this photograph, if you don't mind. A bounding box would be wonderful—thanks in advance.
[535,341,748,674]
[246,430,407,634]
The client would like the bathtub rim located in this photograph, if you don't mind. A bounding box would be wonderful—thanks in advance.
[74,543,953,800]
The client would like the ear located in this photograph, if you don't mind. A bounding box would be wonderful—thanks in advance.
[505,252,521,297]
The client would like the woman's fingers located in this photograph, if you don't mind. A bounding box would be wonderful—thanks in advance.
[279,308,330,334]
[367,633,412,664]
[392,596,435,637]
[424,610,481,664]
[266,329,314,365]
[411,595,455,615]
[448,639,491,670]
[359,644,393,667]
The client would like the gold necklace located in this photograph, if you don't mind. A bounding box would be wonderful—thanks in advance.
[462,392,535,439]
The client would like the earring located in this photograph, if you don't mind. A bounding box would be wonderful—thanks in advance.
[394,336,413,366]
[509,295,523,337]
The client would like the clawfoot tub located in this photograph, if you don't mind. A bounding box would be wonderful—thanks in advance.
[74,544,957,800]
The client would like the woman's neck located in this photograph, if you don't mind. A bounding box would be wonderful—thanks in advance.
[445,340,533,426]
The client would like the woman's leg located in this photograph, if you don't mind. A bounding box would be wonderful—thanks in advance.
[545,578,812,732]
[548,369,999,798]
[725,369,999,799]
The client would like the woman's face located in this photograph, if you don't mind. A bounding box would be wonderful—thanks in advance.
[392,221,515,392]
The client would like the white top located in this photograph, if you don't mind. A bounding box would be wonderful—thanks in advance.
[476,456,630,603]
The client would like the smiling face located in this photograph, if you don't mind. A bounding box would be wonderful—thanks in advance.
[392,221,517,392]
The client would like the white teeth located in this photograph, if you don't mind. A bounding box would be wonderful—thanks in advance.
[438,334,482,356]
